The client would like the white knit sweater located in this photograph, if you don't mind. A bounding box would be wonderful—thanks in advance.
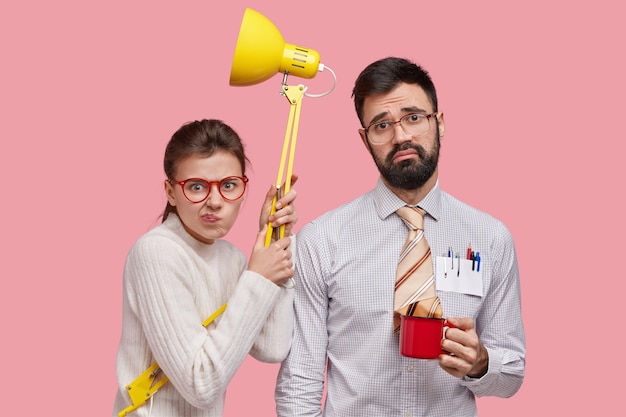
[113,214,294,416]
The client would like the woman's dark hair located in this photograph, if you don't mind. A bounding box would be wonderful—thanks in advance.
[351,57,438,127]
[161,119,250,221]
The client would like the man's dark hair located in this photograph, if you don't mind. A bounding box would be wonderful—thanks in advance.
[352,57,438,127]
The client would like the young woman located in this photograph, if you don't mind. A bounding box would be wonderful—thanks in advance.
[113,119,297,416]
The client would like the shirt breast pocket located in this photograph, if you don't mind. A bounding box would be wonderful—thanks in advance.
[437,290,482,319]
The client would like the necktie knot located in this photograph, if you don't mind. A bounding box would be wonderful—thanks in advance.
[396,206,425,231]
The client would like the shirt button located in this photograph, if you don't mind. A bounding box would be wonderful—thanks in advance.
[407,364,415,372]
[405,412,412,417]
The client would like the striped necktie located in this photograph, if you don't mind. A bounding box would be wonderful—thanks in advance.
[393,206,442,332]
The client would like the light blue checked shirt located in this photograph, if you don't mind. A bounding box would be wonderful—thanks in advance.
[276,179,525,417]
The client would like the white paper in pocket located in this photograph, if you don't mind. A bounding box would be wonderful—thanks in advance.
[435,256,483,296]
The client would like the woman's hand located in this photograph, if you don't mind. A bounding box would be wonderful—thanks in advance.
[248,225,294,286]
[259,174,298,238]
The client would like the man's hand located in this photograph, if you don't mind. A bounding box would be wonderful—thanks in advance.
[439,317,489,379]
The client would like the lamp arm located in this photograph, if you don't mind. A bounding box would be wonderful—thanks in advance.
[264,84,305,246]
[117,304,227,416]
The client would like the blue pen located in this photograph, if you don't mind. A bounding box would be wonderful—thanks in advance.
[476,252,481,272]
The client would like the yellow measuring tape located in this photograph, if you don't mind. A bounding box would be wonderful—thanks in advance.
[118,303,227,416]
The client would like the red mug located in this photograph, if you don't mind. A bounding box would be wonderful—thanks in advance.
[399,316,452,359]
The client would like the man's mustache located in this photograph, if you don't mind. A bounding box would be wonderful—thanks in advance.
[387,143,426,164]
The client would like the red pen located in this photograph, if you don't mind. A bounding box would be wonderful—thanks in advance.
[466,244,472,260]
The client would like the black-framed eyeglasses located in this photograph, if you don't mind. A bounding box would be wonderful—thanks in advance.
[169,176,249,203]
[364,113,437,145]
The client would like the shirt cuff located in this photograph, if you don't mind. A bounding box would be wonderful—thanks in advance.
[460,346,502,395]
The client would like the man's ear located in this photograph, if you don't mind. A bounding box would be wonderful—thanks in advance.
[358,128,371,151]
[437,112,446,138]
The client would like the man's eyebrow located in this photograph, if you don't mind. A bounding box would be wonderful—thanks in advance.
[368,111,390,126]
[401,106,428,114]
[367,106,428,125]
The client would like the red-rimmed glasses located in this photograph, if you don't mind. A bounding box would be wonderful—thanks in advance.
[169,176,248,203]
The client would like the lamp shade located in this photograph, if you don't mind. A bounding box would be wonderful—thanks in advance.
[230,8,321,86]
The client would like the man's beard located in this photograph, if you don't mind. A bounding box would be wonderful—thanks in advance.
[371,132,440,190]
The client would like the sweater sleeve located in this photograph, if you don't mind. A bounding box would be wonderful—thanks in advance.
[124,232,285,409]
[249,234,296,362]
[249,284,294,362]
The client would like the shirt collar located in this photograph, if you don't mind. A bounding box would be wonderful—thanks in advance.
[373,178,442,222]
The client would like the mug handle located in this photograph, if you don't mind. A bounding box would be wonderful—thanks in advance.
[442,318,457,339]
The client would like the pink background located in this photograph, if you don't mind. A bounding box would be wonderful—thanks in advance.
[1,1,623,415]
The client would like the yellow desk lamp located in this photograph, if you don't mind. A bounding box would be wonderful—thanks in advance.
[230,8,335,245]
